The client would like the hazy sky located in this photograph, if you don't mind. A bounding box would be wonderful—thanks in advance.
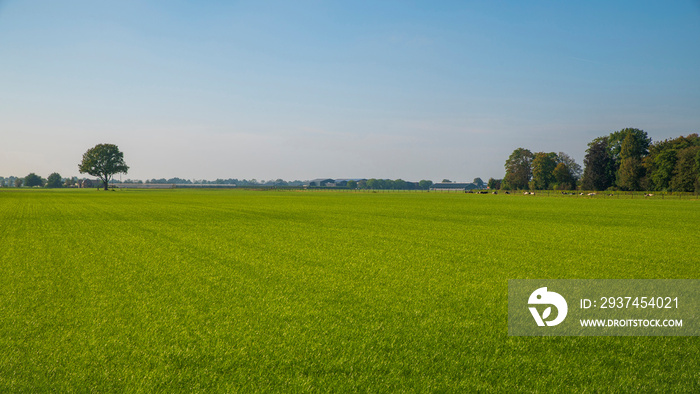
[1,1,699,182]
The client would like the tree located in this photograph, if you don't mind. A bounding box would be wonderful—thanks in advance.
[644,134,700,191]
[670,146,700,192]
[366,178,380,189]
[556,152,582,180]
[608,128,651,170]
[617,157,644,191]
[552,163,576,190]
[581,137,614,191]
[553,152,581,190]
[616,133,646,190]
[392,179,407,190]
[418,180,433,190]
[46,172,63,188]
[346,180,358,189]
[487,178,502,190]
[531,152,558,190]
[647,148,677,191]
[441,179,451,183]
[503,148,533,190]
[24,173,43,187]
[14,178,23,187]
[78,144,129,190]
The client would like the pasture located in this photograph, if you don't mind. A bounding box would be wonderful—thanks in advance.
[0,189,698,391]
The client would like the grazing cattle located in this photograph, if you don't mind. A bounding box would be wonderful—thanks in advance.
[505,191,510,194]
[492,191,498,194]
[588,192,596,196]
[479,191,488,194]
[579,193,584,196]
[644,193,654,197]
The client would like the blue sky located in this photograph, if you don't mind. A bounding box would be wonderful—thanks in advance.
[1,0,699,181]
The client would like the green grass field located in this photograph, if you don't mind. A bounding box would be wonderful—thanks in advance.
[0,189,698,392]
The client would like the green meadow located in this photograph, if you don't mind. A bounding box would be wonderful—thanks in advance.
[0,189,698,392]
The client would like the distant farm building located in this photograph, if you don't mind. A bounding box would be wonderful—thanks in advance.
[117,183,175,189]
[80,179,100,188]
[430,182,479,191]
[308,178,335,187]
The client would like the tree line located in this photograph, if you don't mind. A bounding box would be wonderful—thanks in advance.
[1,173,67,188]
[499,150,581,191]
[140,178,308,186]
[495,128,700,192]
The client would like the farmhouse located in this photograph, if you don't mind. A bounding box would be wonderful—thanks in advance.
[308,178,335,187]
[79,179,101,188]
[430,182,479,191]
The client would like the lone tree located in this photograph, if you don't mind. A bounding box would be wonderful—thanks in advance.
[78,144,129,190]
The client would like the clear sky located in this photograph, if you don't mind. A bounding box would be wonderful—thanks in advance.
[1,0,699,182]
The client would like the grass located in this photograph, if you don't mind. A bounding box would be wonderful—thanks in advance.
[0,189,698,392]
